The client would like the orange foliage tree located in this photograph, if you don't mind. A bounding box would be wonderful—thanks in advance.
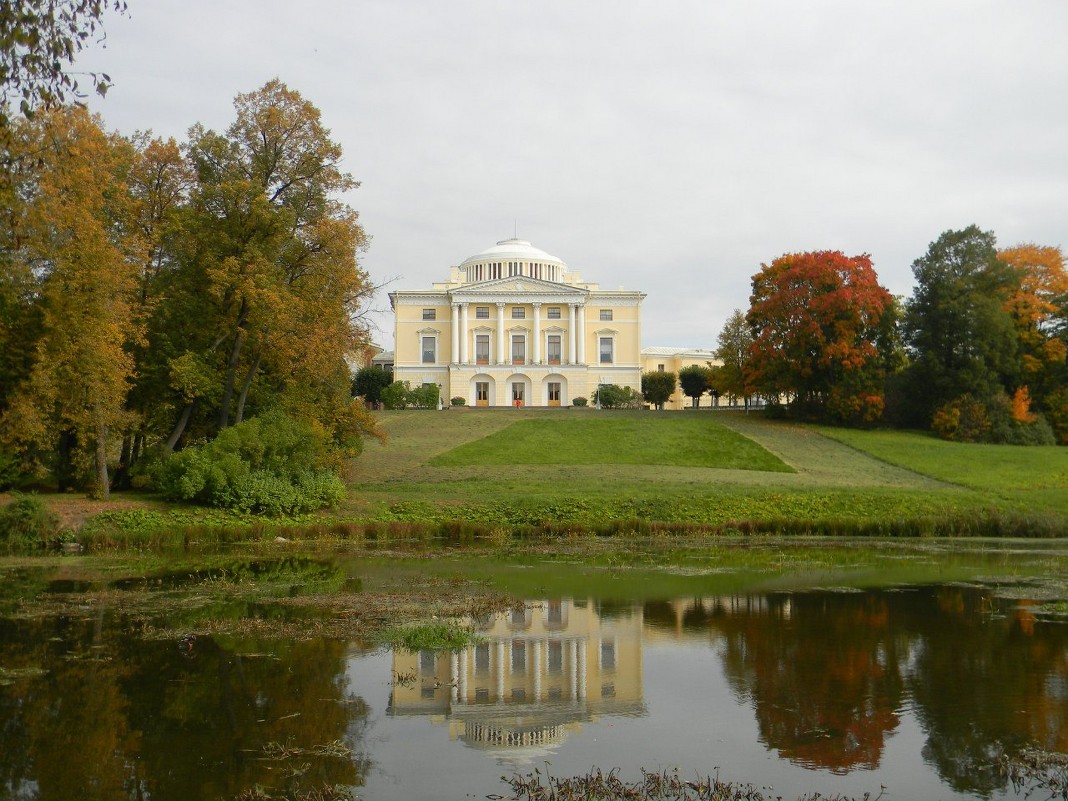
[998,244,1068,404]
[746,251,895,423]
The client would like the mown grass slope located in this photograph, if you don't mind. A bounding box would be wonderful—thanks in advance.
[346,409,1065,531]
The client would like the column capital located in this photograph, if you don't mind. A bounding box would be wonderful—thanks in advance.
[496,301,506,308]
[532,301,542,308]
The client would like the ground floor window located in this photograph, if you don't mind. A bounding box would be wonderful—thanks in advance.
[548,382,561,403]
[512,382,524,403]
[476,382,489,403]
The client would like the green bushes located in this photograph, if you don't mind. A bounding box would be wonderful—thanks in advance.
[932,392,1056,445]
[381,381,440,409]
[590,384,642,409]
[0,493,60,551]
[572,397,588,407]
[151,411,345,515]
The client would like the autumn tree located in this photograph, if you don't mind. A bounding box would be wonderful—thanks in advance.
[0,107,143,496]
[640,370,676,410]
[677,365,712,408]
[901,226,1020,427]
[714,309,754,408]
[746,250,894,423]
[997,244,1068,406]
[161,80,376,454]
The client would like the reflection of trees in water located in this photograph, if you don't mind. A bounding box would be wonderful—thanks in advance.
[711,592,905,774]
[905,587,1068,796]
[690,586,1068,794]
[0,615,370,800]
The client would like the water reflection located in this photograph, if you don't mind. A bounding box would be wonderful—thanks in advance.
[2,579,1067,800]
[388,599,644,761]
[0,614,371,801]
[383,587,1068,798]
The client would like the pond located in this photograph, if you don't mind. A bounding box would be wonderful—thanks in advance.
[1,542,1067,800]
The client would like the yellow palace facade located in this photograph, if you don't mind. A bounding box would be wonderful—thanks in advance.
[388,238,646,407]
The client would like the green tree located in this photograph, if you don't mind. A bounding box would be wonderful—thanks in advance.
[160,80,375,452]
[678,365,712,408]
[714,309,754,408]
[353,365,393,406]
[747,250,894,423]
[901,226,1020,427]
[641,370,676,410]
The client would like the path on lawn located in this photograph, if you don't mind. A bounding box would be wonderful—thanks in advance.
[353,410,955,491]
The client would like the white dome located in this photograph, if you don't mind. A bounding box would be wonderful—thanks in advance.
[460,238,567,269]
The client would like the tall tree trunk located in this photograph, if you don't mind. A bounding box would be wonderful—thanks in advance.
[111,433,133,491]
[165,401,196,452]
[93,405,110,500]
[218,327,245,431]
[56,430,77,493]
[234,351,262,425]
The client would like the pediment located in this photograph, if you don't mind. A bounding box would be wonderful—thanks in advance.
[452,276,586,296]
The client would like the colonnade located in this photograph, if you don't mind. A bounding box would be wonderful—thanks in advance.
[450,302,586,366]
[447,636,588,705]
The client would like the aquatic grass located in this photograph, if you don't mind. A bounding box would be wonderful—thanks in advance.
[505,767,880,801]
[380,619,482,651]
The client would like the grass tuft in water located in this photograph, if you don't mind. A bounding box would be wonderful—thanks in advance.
[381,619,482,651]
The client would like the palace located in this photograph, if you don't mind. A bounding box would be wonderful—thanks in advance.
[389,238,646,407]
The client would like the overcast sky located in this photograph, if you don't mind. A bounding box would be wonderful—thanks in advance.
[74,0,1068,350]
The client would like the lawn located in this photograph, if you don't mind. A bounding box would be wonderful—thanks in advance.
[428,414,793,471]
[344,409,1066,532]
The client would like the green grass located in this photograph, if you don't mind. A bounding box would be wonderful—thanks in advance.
[428,415,793,470]
[818,426,1068,515]
[335,409,1068,534]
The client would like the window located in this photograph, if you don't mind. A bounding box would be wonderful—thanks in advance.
[657,363,665,372]
[547,306,561,319]
[599,309,613,321]
[599,336,613,364]
[511,641,526,672]
[512,382,525,403]
[511,306,525,319]
[476,306,489,319]
[421,336,436,364]
[600,641,616,670]
[422,308,436,320]
[547,335,561,365]
[547,641,563,673]
[475,334,489,365]
[474,643,490,673]
[511,335,525,365]
[476,381,489,402]
[420,650,436,673]
[548,382,561,403]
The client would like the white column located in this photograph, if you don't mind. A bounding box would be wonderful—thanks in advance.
[459,649,468,703]
[568,305,577,365]
[577,305,586,364]
[496,303,506,365]
[577,639,587,699]
[496,640,506,701]
[460,303,469,365]
[451,303,460,364]
[450,652,459,703]
[532,303,542,365]
[569,639,578,701]
[533,640,542,701]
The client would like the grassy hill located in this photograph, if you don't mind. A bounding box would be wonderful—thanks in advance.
[345,409,1068,534]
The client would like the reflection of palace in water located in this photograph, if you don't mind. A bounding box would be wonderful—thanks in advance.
[388,599,644,759]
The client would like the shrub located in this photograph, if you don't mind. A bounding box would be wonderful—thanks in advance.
[0,493,60,551]
[381,381,409,410]
[151,411,346,515]
[450,396,466,406]
[572,397,587,407]
[933,392,1056,445]
[591,384,643,409]
[932,395,990,442]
